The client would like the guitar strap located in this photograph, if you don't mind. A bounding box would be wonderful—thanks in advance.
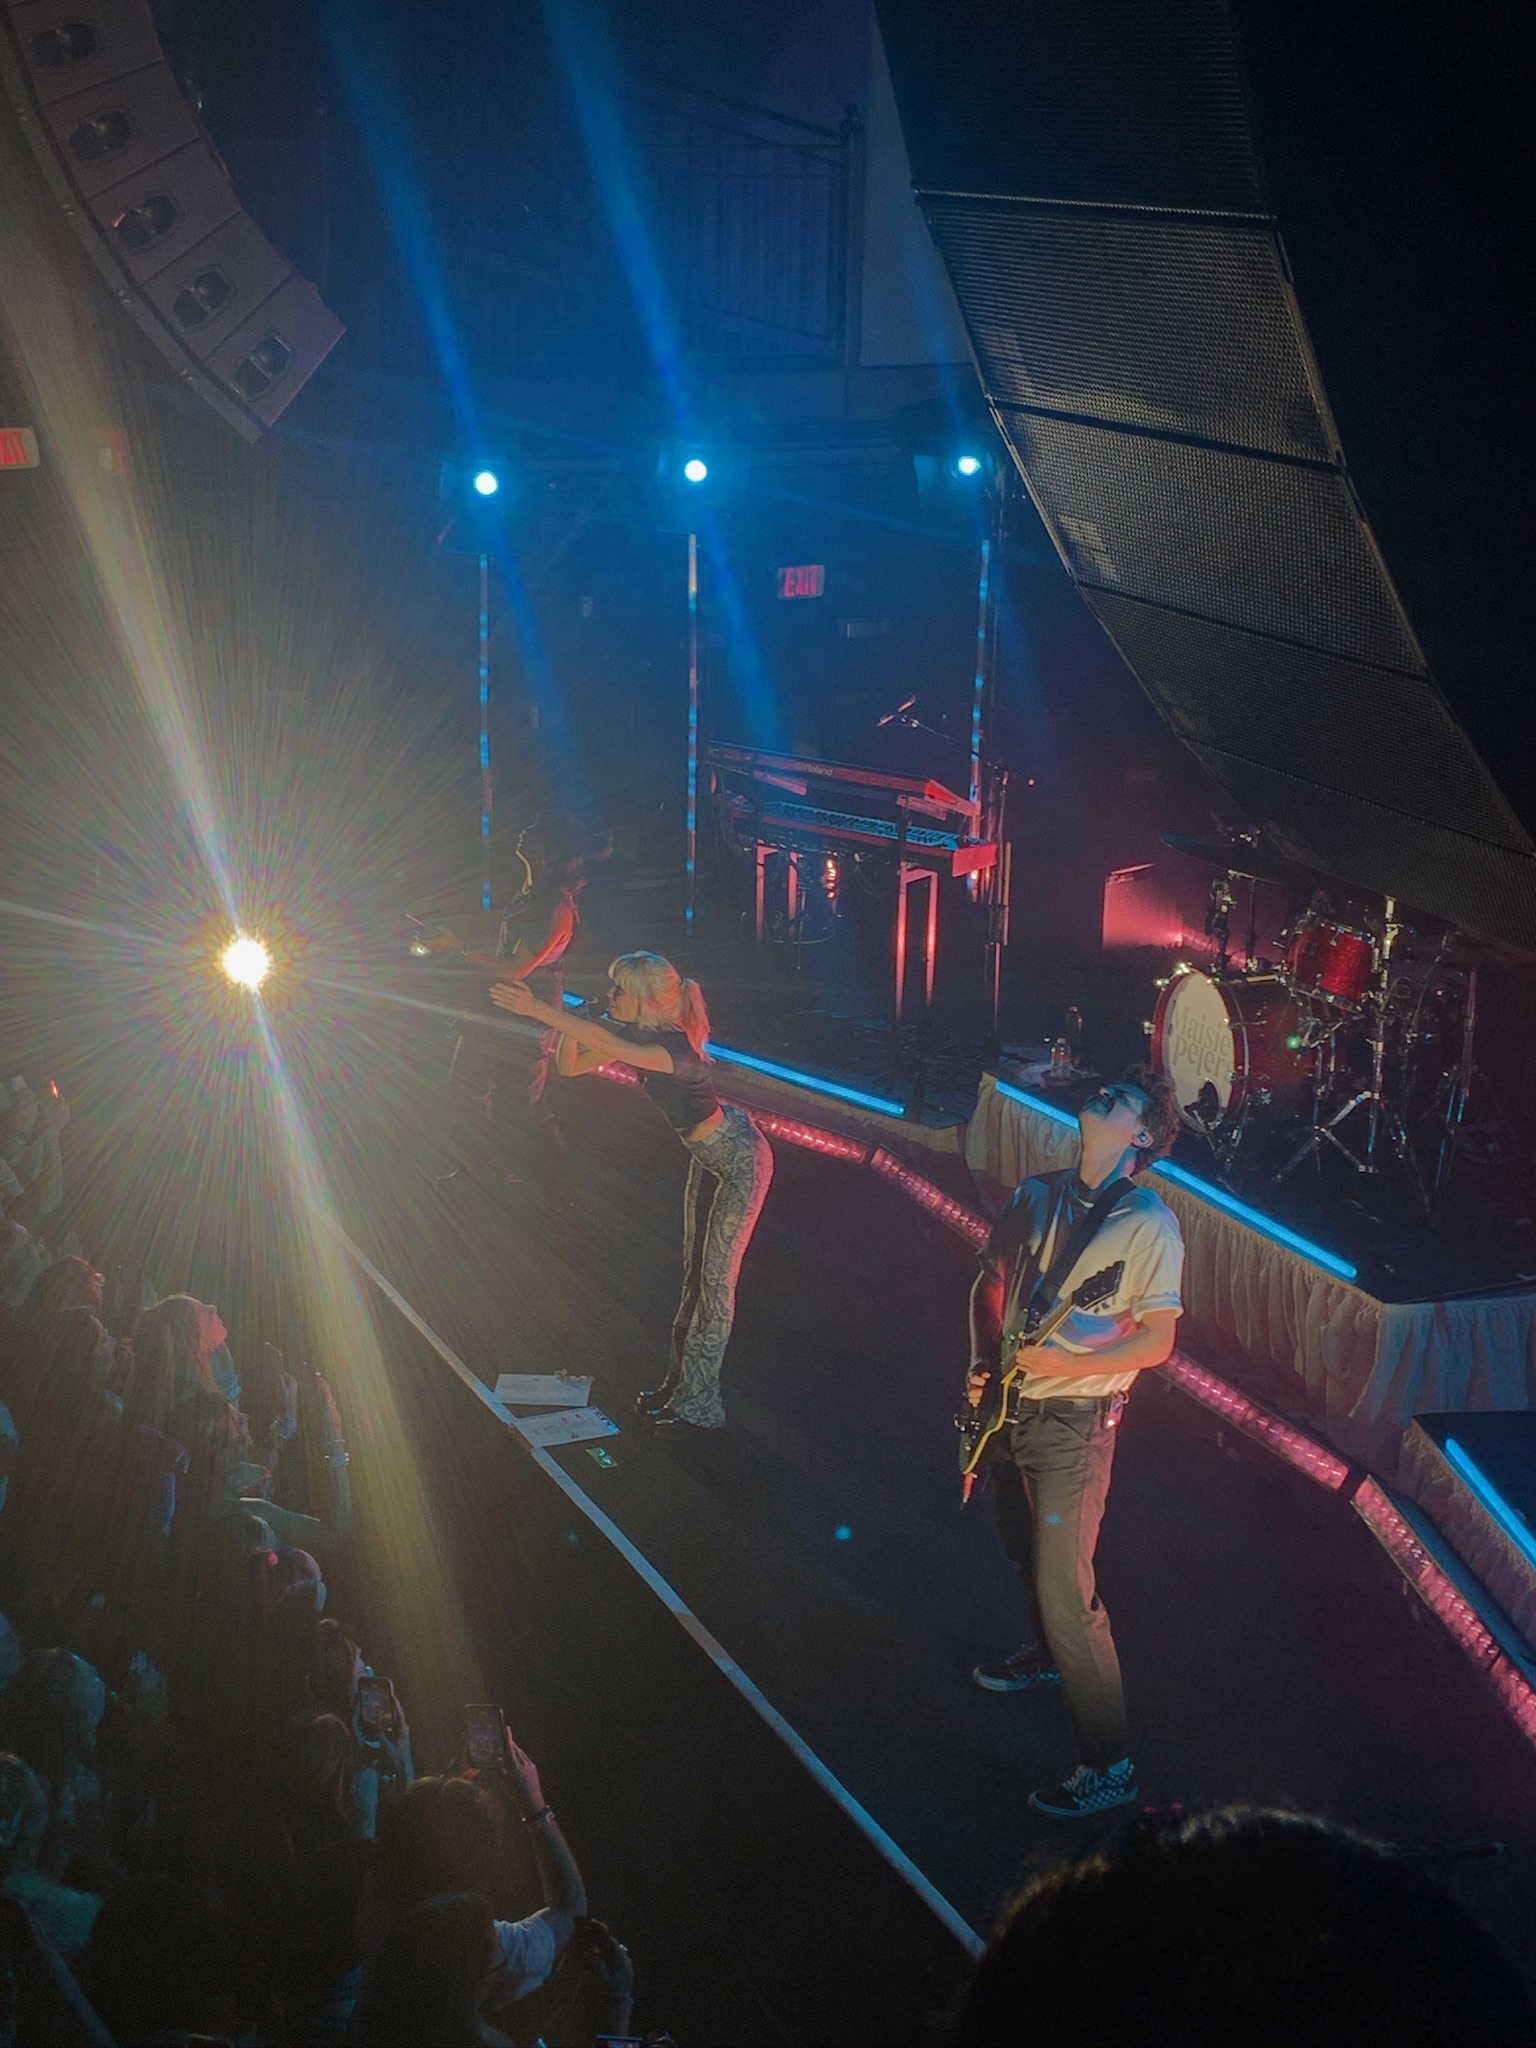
[1026,1173,1136,1329]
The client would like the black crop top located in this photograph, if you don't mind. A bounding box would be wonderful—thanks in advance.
[608,1022,720,1134]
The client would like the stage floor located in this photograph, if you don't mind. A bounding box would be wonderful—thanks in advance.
[316,1012,1536,1968]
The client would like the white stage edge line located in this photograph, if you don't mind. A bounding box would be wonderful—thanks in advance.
[329,1217,986,1961]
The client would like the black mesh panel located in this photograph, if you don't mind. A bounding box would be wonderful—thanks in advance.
[876,0,1264,212]
[1086,592,1529,852]
[926,200,1334,462]
[1188,751,1536,948]
[1005,411,1423,670]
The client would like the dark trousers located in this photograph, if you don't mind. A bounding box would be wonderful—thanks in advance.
[992,1396,1130,1769]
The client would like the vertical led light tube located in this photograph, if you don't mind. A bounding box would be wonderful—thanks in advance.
[686,531,699,935]
[479,552,492,910]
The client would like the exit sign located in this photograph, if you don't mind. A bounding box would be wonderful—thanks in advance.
[777,563,824,599]
[0,428,39,470]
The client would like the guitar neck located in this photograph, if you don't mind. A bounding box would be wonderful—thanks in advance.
[1008,1294,1074,1362]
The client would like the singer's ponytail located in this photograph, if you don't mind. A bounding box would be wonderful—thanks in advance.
[677,977,712,1061]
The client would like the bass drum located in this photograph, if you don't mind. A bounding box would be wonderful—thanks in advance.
[1152,968,1312,1146]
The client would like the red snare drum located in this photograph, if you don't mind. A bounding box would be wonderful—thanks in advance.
[1152,968,1311,1145]
[1283,915,1374,1009]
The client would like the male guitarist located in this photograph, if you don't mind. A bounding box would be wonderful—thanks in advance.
[966,1068,1184,1819]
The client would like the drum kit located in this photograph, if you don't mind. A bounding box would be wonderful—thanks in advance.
[1149,834,1492,1206]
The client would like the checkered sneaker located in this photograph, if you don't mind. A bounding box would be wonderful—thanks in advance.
[972,1648,1062,1693]
[1029,1758,1139,1820]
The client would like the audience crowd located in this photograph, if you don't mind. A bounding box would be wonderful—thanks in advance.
[0,1065,651,2046]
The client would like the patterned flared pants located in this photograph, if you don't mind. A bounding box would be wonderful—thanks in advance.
[666,1105,774,1427]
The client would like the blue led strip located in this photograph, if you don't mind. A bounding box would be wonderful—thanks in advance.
[1151,1161,1359,1282]
[995,1078,1077,1128]
[709,1044,906,1118]
[969,535,990,818]
[558,1008,906,1116]
[992,1080,1358,1281]
[1442,1437,1536,1574]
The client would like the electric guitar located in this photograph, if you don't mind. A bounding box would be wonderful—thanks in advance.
[956,1261,1125,1502]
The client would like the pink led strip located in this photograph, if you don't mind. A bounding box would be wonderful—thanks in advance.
[744,1110,868,1163]
[1163,1353,1352,1492]
[868,1148,990,1247]
[1352,1479,1536,1747]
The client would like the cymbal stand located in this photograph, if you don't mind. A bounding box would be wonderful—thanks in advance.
[1274,897,1427,1208]
[1433,967,1478,1197]
[1205,876,1233,975]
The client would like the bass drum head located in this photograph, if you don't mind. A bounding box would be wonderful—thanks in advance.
[1153,969,1311,1141]
[1154,969,1239,1131]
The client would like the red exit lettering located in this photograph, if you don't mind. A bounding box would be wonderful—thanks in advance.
[0,428,39,470]
[776,563,825,599]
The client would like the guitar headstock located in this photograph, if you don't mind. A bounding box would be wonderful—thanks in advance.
[1071,1261,1125,1312]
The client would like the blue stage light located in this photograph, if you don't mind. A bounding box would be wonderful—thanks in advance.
[708,1043,905,1118]
[472,469,499,496]
[1442,1438,1536,1573]
[955,453,983,478]
[683,457,709,484]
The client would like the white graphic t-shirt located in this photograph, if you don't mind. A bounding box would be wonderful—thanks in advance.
[982,1170,1184,1400]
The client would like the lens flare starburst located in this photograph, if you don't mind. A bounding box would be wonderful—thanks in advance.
[221,935,271,990]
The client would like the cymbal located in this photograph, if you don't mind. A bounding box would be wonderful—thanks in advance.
[1160,833,1311,890]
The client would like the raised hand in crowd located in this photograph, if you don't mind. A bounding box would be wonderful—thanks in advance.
[542,1915,637,2048]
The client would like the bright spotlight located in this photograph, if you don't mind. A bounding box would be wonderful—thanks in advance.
[682,457,709,484]
[955,453,983,478]
[221,935,270,991]
[472,469,500,496]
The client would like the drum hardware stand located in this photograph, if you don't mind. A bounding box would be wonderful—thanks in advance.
[1205,878,1234,974]
[1273,897,1428,1209]
[1427,968,1519,1201]
[1433,965,1477,1195]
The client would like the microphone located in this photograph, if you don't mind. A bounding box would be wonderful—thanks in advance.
[876,693,917,728]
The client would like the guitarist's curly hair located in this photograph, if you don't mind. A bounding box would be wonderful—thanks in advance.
[1121,1065,1181,1169]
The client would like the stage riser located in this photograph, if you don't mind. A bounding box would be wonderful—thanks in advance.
[1404,1418,1536,1654]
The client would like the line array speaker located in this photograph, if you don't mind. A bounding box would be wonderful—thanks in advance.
[1,0,343,438]
[875,0,1536,950]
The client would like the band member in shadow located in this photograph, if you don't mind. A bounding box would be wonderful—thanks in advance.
[966,1070,1183,1821]
[427,818,608,1181]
